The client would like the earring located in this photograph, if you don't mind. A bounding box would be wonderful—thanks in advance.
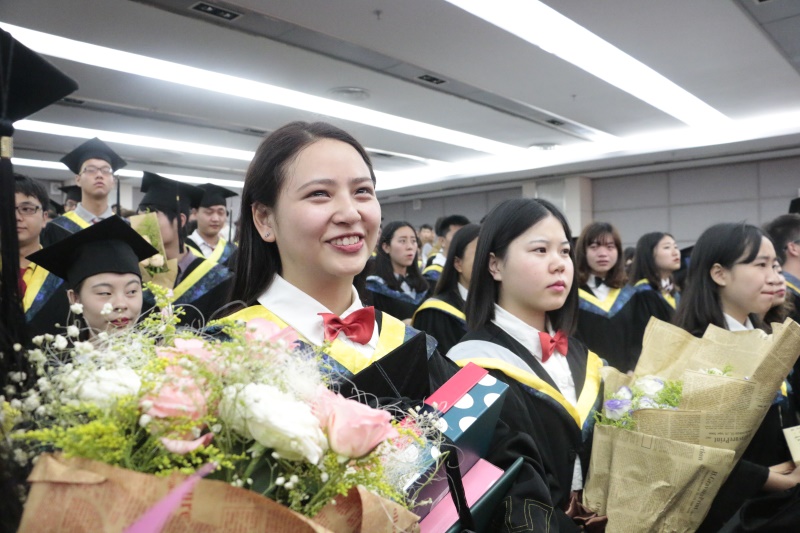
[264,232,271,239]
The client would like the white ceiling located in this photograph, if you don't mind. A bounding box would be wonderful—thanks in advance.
[4,0,800,200]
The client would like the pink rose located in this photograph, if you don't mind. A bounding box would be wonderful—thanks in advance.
[245,318,299,347]
[160,433,213,455]
[313,387,398,458]
[141,366,207,420]
[157,338,220,373]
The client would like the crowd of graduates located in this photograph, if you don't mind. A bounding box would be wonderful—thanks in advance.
[4,31,800,533]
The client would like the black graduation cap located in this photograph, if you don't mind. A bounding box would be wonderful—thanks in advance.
[59,185,82,203]
[26,216,158,288]
[198,183,238,208]
[790,198,800,215]
[49,200,64,216]
[1,28,78,364]
[60,137,127,175]
[138,172,203,216]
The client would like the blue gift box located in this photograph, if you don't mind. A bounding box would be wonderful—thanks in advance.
[410,363,508,518]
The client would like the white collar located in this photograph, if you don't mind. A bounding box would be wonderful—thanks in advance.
[74,202,113,223]
[256,275,378,349]
[432,252,446,267]
[458,283,468,301]
[724,313,754,332]
[491,304,555,362]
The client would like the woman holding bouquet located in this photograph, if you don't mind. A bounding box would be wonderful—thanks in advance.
[447,198,604,532]
[674,223,800,531]
[225,121,457,399]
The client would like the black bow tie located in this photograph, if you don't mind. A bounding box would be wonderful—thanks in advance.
[594,277,606,288]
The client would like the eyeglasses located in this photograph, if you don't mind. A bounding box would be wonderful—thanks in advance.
[16,205,42,216]
[80,165,114,176]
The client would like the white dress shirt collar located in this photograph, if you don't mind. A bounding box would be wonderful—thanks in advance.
[724,313,754,332]
[587,274,611,301]
[457,283,468,301]
[188,229,215,257]
[74,202,113,224]
[257,275,379,354]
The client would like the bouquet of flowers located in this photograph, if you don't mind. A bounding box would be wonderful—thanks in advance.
[129,213,175,286]
[5,285,440,532]
[584,317,800,533]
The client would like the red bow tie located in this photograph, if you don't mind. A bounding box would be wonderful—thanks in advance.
[539,330,568,363]
[318,306,375,345]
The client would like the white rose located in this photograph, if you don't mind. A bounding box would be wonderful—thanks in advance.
[149,254,165,268]
[219,384,327,464]
[634,375,664,397]
[140,257,151,268]
[77,368,141,409]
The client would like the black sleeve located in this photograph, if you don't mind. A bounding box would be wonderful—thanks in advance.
[626,290,675,370]
[412,309,466,357]
[697,460,769,533]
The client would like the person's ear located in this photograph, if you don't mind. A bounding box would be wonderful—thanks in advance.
[454,256,464,274]
[252,202,276,242]
[709,263,728,287]
[381,242,391,254]
[488,252,502,281]
[67,289,78,304]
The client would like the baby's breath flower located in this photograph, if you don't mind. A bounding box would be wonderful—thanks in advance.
[13,448,28,466]
[8,372,26,383]
[54,335,68,351]
[100,303,114,316]
[32,335,44,346]
[44,334,54,342]
[70,303,84,315]
[13,343,22,352]
[67,325,81,338]
[320,472,329,482]
[275,476,285,486]
[139,414,152,427]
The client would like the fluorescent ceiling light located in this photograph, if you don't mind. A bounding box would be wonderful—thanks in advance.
[2,22,524,157]
[444,0,730,128]
[16,120,255,161]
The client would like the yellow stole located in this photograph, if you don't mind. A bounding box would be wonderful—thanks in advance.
[226,305,407,375]
[22,263,51,312]
[63,210,91,229]
[578,287,622,313]
[413,298,465,322]
[454,351,603,428]
[172,255,219,301]
[208,239,229,264]
[635,278,676,309]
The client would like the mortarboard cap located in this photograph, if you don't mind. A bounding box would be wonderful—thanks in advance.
[49,199,64,216]
[198,183,238,208]
[790,198,800,215]
[27,216,158,288]
[60,137,127,175]
[59,185,82,203]
[138,172,203,216]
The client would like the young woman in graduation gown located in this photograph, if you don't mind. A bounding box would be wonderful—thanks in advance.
[574,222,637,371]
[223,121,455,399]
[412,223,480,355]
[447,198,604,532]
[626,231,682,369]
[365,220,429,323]
[673,223,800,531]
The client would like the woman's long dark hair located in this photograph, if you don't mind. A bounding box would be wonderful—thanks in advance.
[630,231,677,292]
[228,122,376,308]
[435,223,480,296]
[575,221,627,289]
[372,221,428,293]
[465,198,578,333]
[673,223,768,336]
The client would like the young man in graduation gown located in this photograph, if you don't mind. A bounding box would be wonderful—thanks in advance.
[186,183,238,268]
[422,214,469,284]
[14,175,70,337]
[48,138,127,234]
[59,185,81,213]
[137,172,233,327]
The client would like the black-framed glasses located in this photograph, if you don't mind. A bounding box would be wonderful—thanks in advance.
[16,205,42,216]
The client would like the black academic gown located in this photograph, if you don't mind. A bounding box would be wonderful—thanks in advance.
[143,253,233,328]
[412,288,467,357]
[449,324,604,532]
[626,281,679,370]
[364,275,428,321]
[575,283,638,372]
[22,265,71,339]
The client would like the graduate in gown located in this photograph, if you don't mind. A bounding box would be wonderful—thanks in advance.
[574,222,638,371]
[186,183,238,268]
[15,175,70,338]
[137,173,233,328]
[412,223,479,355]
[673,223,800,531]
[422,214,469,285]
[48,138,127,234]
[223,121,458,398]
[626,231,682,368]
[27,217,157,340]
[447,198,604,532]
[365,220,429,322]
